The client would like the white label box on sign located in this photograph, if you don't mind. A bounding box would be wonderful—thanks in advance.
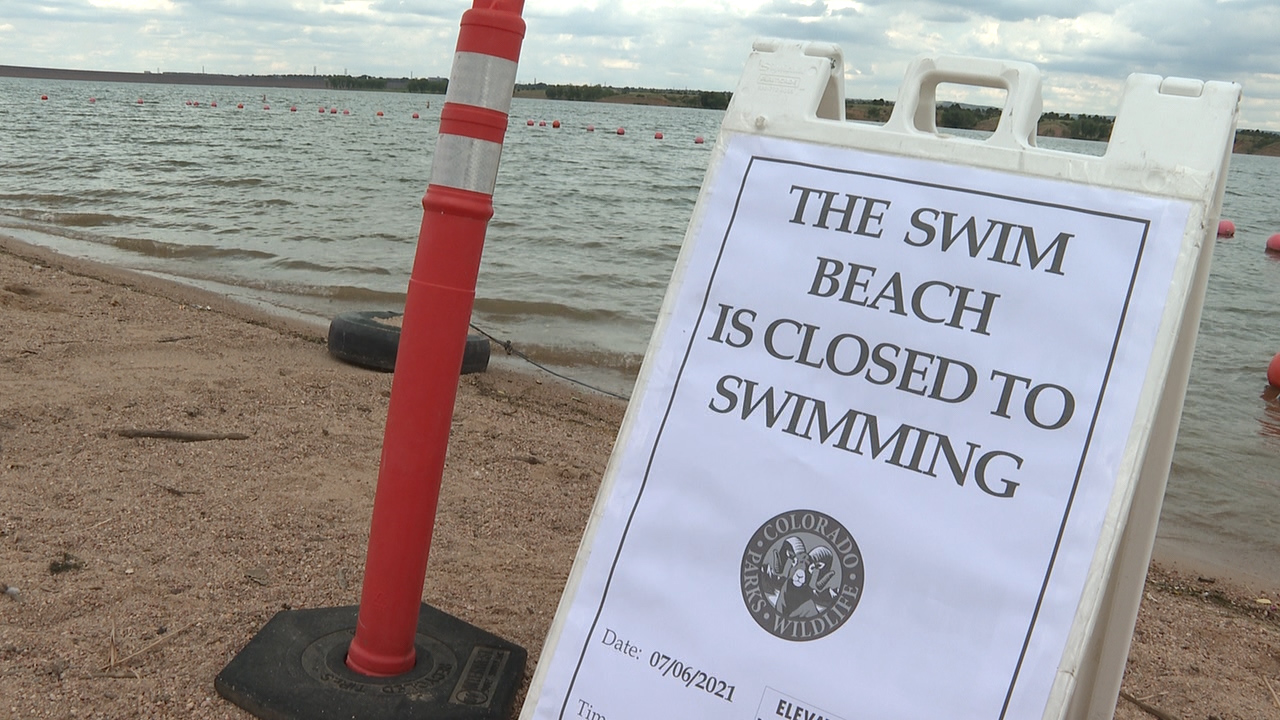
[523,132,1191,720]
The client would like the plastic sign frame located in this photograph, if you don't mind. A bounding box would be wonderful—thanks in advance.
[521,43,1240,720]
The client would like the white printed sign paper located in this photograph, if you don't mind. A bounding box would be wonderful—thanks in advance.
[526,133,1190,720]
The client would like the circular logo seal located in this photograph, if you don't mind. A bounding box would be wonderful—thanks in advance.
[740,509,864,641]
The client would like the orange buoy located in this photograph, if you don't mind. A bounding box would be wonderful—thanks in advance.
[40,95,48,100]
[586,124,594,132]
[654,131,663,139]
[1269,352,1280,388]
[376,111,384,117]
[616,127,625,135]
[527,119,534,126]
[694,136,705,144]
[1267,234,1280,253]
[412,112,419,119]
[1217,219,1235,238]
[552,120,560,128]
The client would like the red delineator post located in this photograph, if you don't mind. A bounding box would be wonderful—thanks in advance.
[346,0,527,677]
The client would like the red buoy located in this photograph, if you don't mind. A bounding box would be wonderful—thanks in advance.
[89,97,96,103]
[343,109,350,115]
[237,103,244,109]
[527,119,534,125]
[538,120,546,126]
[586,124,594,132]
[136,98,144,104]
[211,101,217,107]
[412,112,419,119]
[376,111,384,116]
[1217,219,1235,238]
[1269,352,1280,388]
[290,106,297,112]
[319,106,325,113]
[263,105,270,110]
[331,108,338,114]
[40,95,48,101]
[552,120,560,128]
[654,131,663,139]
[694,136,705,144]
[616,127,625,135]
[1267,234,1280,253]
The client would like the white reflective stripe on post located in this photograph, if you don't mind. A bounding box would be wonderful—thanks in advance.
[446,52,518,115]
[429,134,504,194]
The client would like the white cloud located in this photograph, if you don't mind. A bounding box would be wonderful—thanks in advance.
[87,0,175,10]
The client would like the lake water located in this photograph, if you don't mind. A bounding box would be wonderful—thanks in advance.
[2,76,1277,584]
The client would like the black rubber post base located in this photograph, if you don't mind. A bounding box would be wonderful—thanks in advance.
[215,604,526,720]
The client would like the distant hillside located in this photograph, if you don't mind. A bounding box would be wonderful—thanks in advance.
[1234,129,1280,156]
[0,64,446,92]
[0,64,328,89]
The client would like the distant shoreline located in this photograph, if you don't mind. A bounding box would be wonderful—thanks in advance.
[6,64,1278,153]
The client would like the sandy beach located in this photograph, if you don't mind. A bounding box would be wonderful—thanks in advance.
[1,233,1278,719]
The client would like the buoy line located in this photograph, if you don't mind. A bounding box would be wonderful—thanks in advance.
[53,95,706,141]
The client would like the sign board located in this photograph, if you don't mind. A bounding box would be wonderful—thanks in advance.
[521,45,1239,720]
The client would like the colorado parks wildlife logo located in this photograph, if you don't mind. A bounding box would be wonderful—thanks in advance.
[741,509,864,641]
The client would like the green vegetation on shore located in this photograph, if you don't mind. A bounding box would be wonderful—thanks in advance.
[326,74,386,90]
[515,82,732,110]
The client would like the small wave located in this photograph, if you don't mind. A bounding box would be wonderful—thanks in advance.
[280,284,408,304]
[201,177,268,188]
[0,192,81,207]
[56,212,127,227]
[8,208,129,227]
[269,258,393,276]
[154,159,203,168]
[473,296,627,323]
[111,236,276,261]
[495,341,644,375]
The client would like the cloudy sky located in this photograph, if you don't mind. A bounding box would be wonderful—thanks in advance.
[2,0,1278,130]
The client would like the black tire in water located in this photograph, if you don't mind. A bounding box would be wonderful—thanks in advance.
[326,310,490,375]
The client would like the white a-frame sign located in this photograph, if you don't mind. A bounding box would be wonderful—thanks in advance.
[521,44,1240,720]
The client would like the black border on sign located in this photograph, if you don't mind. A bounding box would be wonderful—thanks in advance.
[556,148,1155,720]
